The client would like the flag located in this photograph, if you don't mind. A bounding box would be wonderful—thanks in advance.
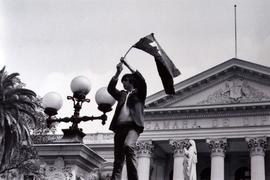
[133,33,181,94]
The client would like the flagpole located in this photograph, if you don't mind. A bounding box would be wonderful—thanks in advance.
[123,46,134,59]
[234,4,238,58]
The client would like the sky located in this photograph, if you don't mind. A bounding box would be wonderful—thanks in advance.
[1,0,270,134]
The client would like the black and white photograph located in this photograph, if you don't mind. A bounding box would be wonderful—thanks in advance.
[0,0,270,179]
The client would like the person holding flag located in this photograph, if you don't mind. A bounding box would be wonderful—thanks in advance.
[107,33,179,179]
[107,57,147,180]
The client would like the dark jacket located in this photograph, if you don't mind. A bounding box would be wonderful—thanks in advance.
[107,71,147,133]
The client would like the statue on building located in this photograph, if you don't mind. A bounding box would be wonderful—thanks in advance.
[183,139,197,180]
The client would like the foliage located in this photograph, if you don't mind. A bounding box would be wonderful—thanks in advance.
[0,66,51,175]
[30,97,59,144]
[0,144,39,175]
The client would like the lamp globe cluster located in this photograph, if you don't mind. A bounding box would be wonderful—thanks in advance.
[43,76,116,115]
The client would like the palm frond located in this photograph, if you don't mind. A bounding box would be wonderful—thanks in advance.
[2,73,20,88]
[5,88,36,98]
[15,122,23,140]
[0,115,5,167]
[5,99,37,111]
[0,109,4,129]
[5,113,13,126]
[0,66,7,88]
[23,125,32,145]
[1,121,15,168]
[0,66,5,74]
[0,66,6,81]
[18,108,37,125]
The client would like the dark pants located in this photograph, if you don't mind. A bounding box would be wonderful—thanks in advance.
[111,127,139,180]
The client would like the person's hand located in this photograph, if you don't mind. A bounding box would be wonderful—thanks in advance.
[120,57,127,65]
[116,62,123,73]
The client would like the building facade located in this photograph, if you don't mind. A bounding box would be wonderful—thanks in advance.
[85,58,270,180]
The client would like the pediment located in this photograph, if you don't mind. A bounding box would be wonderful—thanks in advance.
[145,58,270,109]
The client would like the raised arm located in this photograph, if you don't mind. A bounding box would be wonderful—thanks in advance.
[107,62,123,100]
[114,62,123,79]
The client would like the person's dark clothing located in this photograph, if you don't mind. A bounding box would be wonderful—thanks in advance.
[107,71,147,133]
[107,70,147,180]
[111,126,139,180]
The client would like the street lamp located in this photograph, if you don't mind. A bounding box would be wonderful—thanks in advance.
[42,76,116,142]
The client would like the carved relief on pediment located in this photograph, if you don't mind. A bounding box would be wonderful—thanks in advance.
[198,78,270,105]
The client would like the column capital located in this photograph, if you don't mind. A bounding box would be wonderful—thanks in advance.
[245,136,267,156]
[169,139,189,157]
[136,140,154,157]
[206,138,227,157]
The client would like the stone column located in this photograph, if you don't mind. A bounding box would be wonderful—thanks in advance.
[206,138,227,180]
[246,137,267,180]
[169,139,188,180]
[136,140,154,180]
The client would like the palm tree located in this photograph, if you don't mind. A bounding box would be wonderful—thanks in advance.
[0,66,38,172]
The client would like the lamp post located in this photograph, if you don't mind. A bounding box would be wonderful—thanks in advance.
[42,76,115,143]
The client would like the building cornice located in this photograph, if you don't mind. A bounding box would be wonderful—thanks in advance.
[139,126,270,141]
[145,102,270,120]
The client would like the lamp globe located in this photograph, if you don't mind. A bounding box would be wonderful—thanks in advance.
[42,91,63,116]
[95,87,116,113]
[70,76,91,100]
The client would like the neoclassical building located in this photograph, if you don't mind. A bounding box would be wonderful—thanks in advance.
[84,58,270,180]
